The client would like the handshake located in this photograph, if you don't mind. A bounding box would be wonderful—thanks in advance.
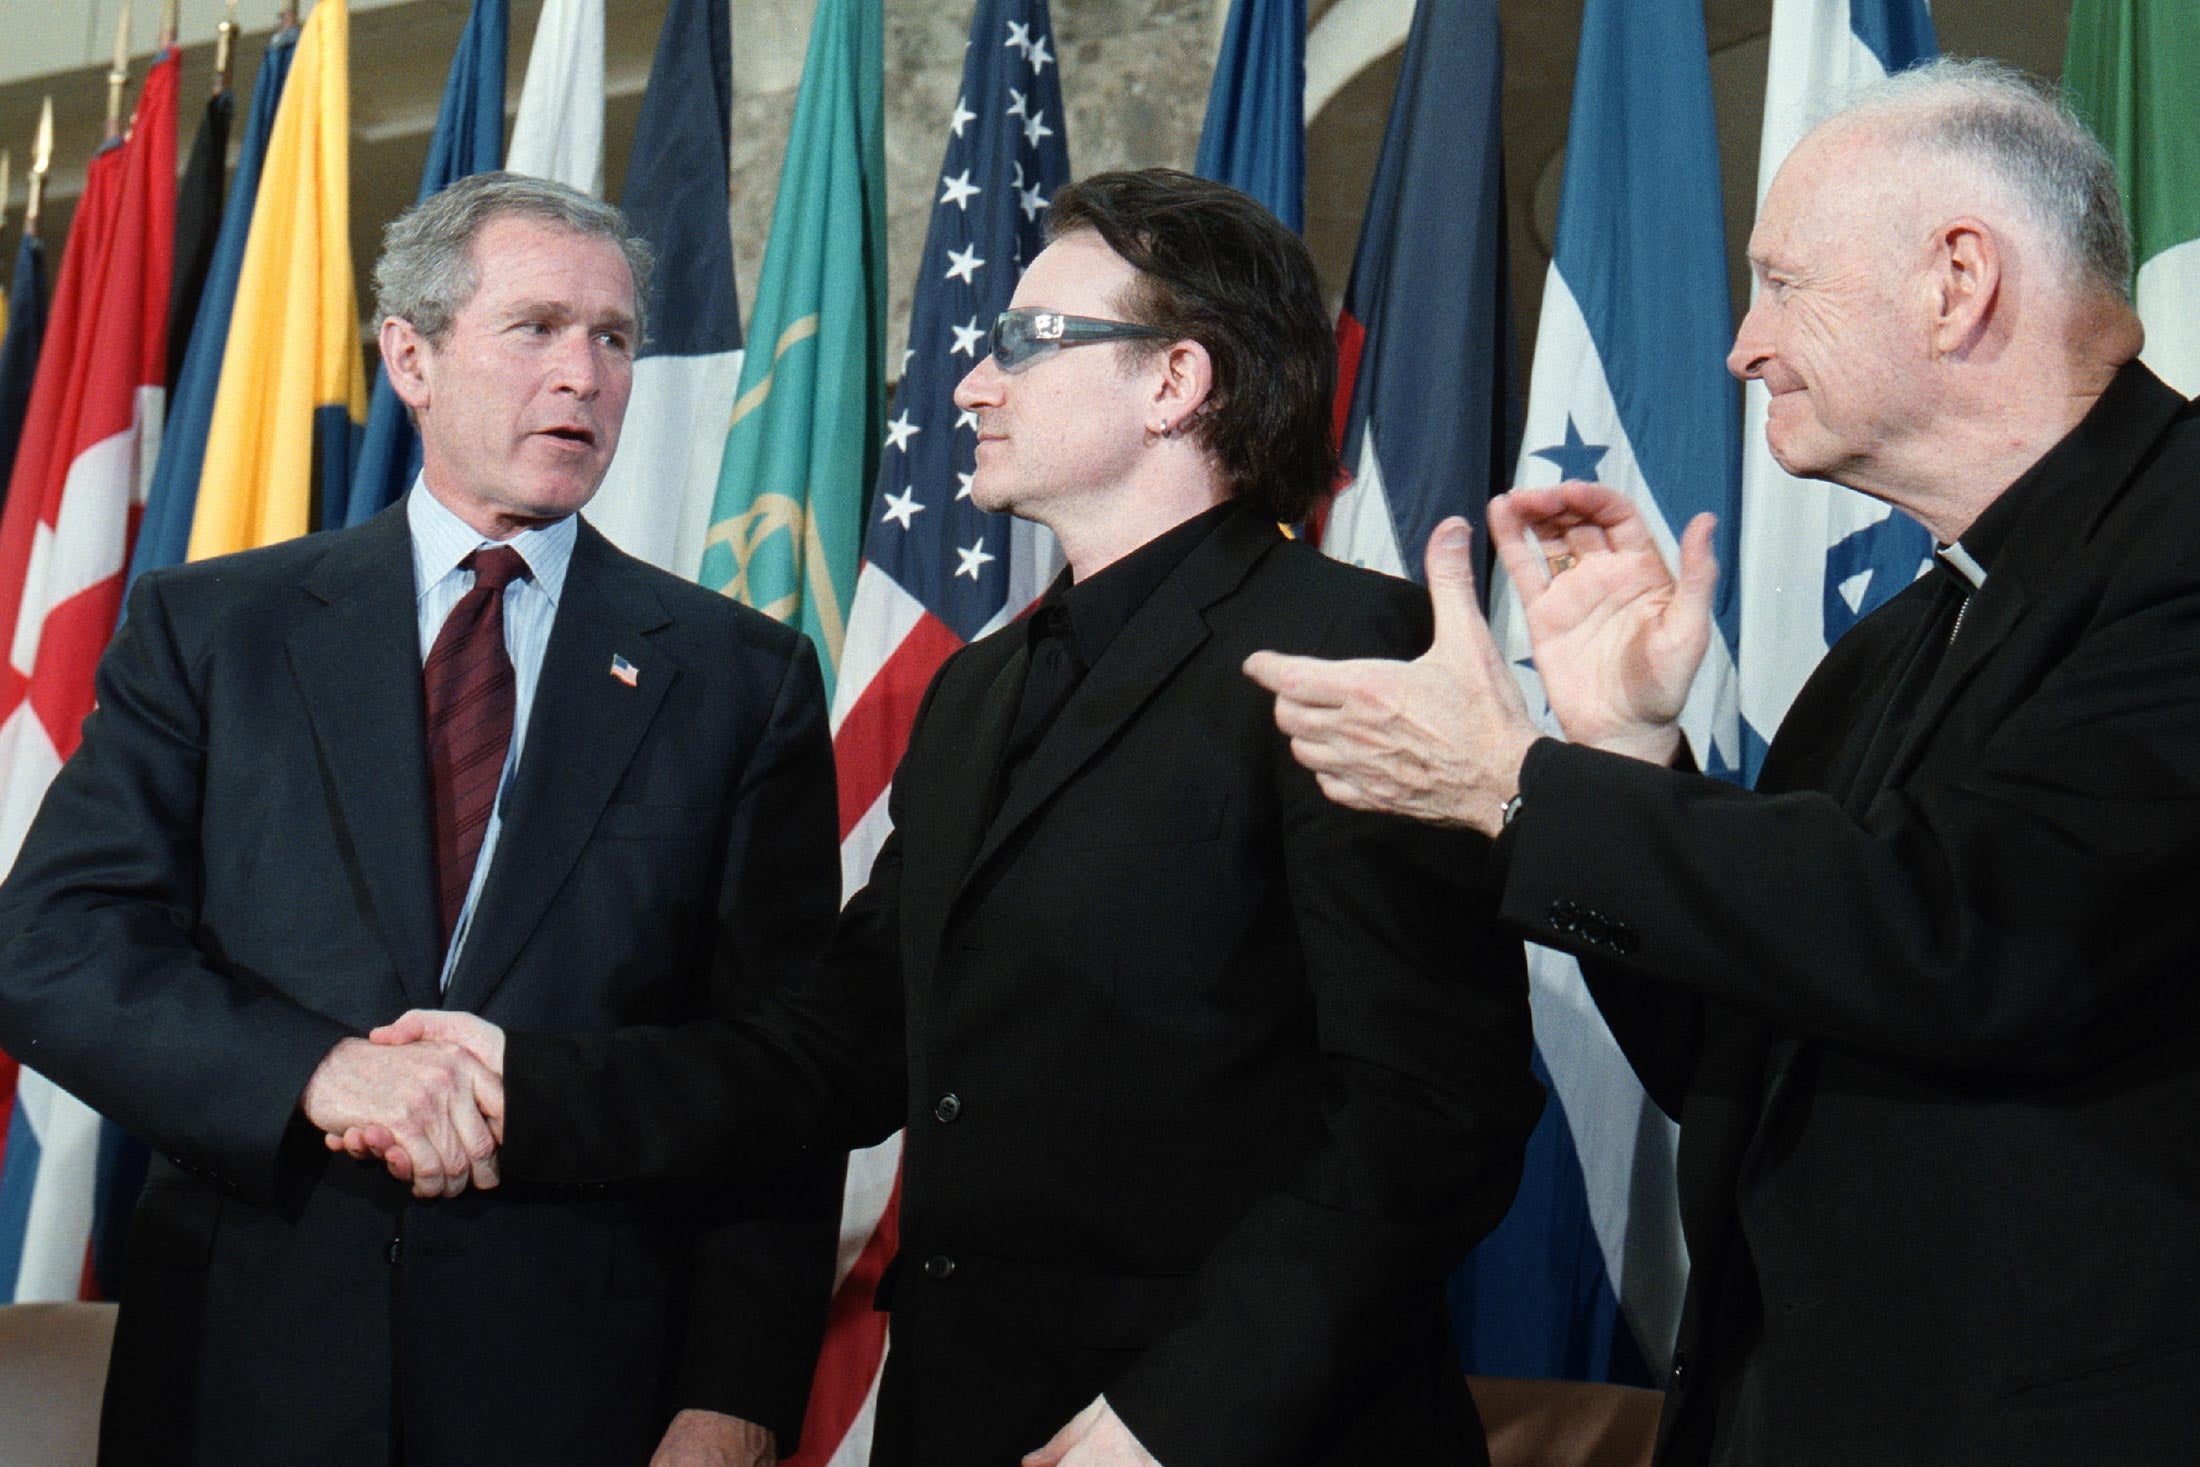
[299,1011,512,1198]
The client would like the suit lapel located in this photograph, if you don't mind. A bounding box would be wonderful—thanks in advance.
[287,507,443,1010]
[896,638,1028,972]
[956,508,1278,903]
[442,522,675,1012]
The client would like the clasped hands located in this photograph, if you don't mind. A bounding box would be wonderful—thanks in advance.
[1243,482,1719,833]
[299,1010,509,1198]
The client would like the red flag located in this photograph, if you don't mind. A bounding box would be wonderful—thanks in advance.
[0,50,177,872]
[0,158,122,777]
[0,51,177,1305]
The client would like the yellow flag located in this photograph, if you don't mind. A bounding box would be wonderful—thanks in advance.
[190,0,364,559]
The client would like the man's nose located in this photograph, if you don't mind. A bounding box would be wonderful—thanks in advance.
[1728,299,1773,382]
[550,331,605,398]
[952,355,1002,410]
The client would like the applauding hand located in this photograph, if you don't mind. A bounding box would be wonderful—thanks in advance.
[1489,482,1717,766]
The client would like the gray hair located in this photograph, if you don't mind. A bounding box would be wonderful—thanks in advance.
[1818,58,2132,302]
[373,171,656,344]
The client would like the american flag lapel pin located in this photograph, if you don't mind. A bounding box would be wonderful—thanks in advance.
[609,654,640,688]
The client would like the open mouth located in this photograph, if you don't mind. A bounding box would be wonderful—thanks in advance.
[537,425,597,448]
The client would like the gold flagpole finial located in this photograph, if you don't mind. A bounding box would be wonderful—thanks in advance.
[26,97,53,235]
[106,3,134,141]
[214,0,239,93]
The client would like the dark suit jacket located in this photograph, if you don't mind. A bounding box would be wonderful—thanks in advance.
[1500,362,2200,1466]
[0,506,845,1466]
[501,505,1546,1467]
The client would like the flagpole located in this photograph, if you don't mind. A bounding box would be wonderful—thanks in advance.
[106,4,134,142]
[24,99,51,237]
[0,152,10,238]
[214,0,240,94]
[161,0,180,51]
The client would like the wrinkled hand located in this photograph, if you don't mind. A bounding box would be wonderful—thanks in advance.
[1489,482,1717,765]
[1024,1397,1161,1467]
[325,1011,509,1187]
[651,1408,776,1467]
[301,1037,502,1199]
[1243,517,1540,836]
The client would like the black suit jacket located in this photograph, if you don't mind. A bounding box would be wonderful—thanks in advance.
[1500,363,2200,1466]
[0,506,844,1466]
[501,505,1545,1467]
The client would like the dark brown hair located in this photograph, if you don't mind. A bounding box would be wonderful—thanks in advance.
[1047,169,1338,522]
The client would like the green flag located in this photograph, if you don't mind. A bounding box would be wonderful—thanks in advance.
[2065,0,2200,395]
[699,0,886,702]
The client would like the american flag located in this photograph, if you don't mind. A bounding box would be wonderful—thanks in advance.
[787,1,1069,1461]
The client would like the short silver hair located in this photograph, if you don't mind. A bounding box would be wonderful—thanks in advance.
[373,172,655,344]
[1821,57,2132,302]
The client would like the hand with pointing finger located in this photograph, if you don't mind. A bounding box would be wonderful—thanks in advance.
[1489,481,1718,766]
[1243,517,1540,836]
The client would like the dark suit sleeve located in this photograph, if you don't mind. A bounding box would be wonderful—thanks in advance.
[1107,590,1546,1467]
[498,675,937,1184]
[0,572,353,1208]
[666,636,850,1443]
[1499,555,2200,1075]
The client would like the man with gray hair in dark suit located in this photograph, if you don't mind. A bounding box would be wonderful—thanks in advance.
[1253,59,2200,1467]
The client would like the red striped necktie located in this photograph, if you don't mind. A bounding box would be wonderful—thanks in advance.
[425,545,530,950]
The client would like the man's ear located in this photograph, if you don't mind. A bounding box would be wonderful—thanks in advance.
[379,317,434,413]
[1150,337,1216,427]
[1928,216,2001,356]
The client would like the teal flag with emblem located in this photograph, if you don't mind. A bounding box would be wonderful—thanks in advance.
[699,0,885,702]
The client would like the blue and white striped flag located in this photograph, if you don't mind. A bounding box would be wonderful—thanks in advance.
[581,0,744,575]
[1485,0,1743,1380]
[506,0,605,198]
[1735,0,1935,779]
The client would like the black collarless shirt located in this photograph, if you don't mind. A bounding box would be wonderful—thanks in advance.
[998,501,1237,792]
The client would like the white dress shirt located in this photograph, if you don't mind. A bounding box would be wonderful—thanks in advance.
[407,481,576,989]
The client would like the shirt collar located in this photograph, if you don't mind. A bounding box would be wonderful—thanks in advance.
[407,478,577,606]
[1038,500,1235,668]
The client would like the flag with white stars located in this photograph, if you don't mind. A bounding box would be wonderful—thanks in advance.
[796,3,1069,1462]
[830,0,1070,883]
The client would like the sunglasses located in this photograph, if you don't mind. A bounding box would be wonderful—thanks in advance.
[987,308,1171,373]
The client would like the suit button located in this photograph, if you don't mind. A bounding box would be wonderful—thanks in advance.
[933,1093,961,1123]
[1670,1350,1689,1387]
[922,1254,956,1281]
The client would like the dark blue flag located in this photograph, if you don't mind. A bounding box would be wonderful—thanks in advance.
[342,0,508,528]
[128,24,298,593]
[1193,0,1305,232]
[0,233,46,505]
[167,86,235,395]
[1319,0,1517,596]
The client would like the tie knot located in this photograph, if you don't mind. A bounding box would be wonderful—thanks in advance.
[465,545,530,594]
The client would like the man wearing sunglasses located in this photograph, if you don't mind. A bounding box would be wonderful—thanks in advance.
[350,169,1543,1467]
